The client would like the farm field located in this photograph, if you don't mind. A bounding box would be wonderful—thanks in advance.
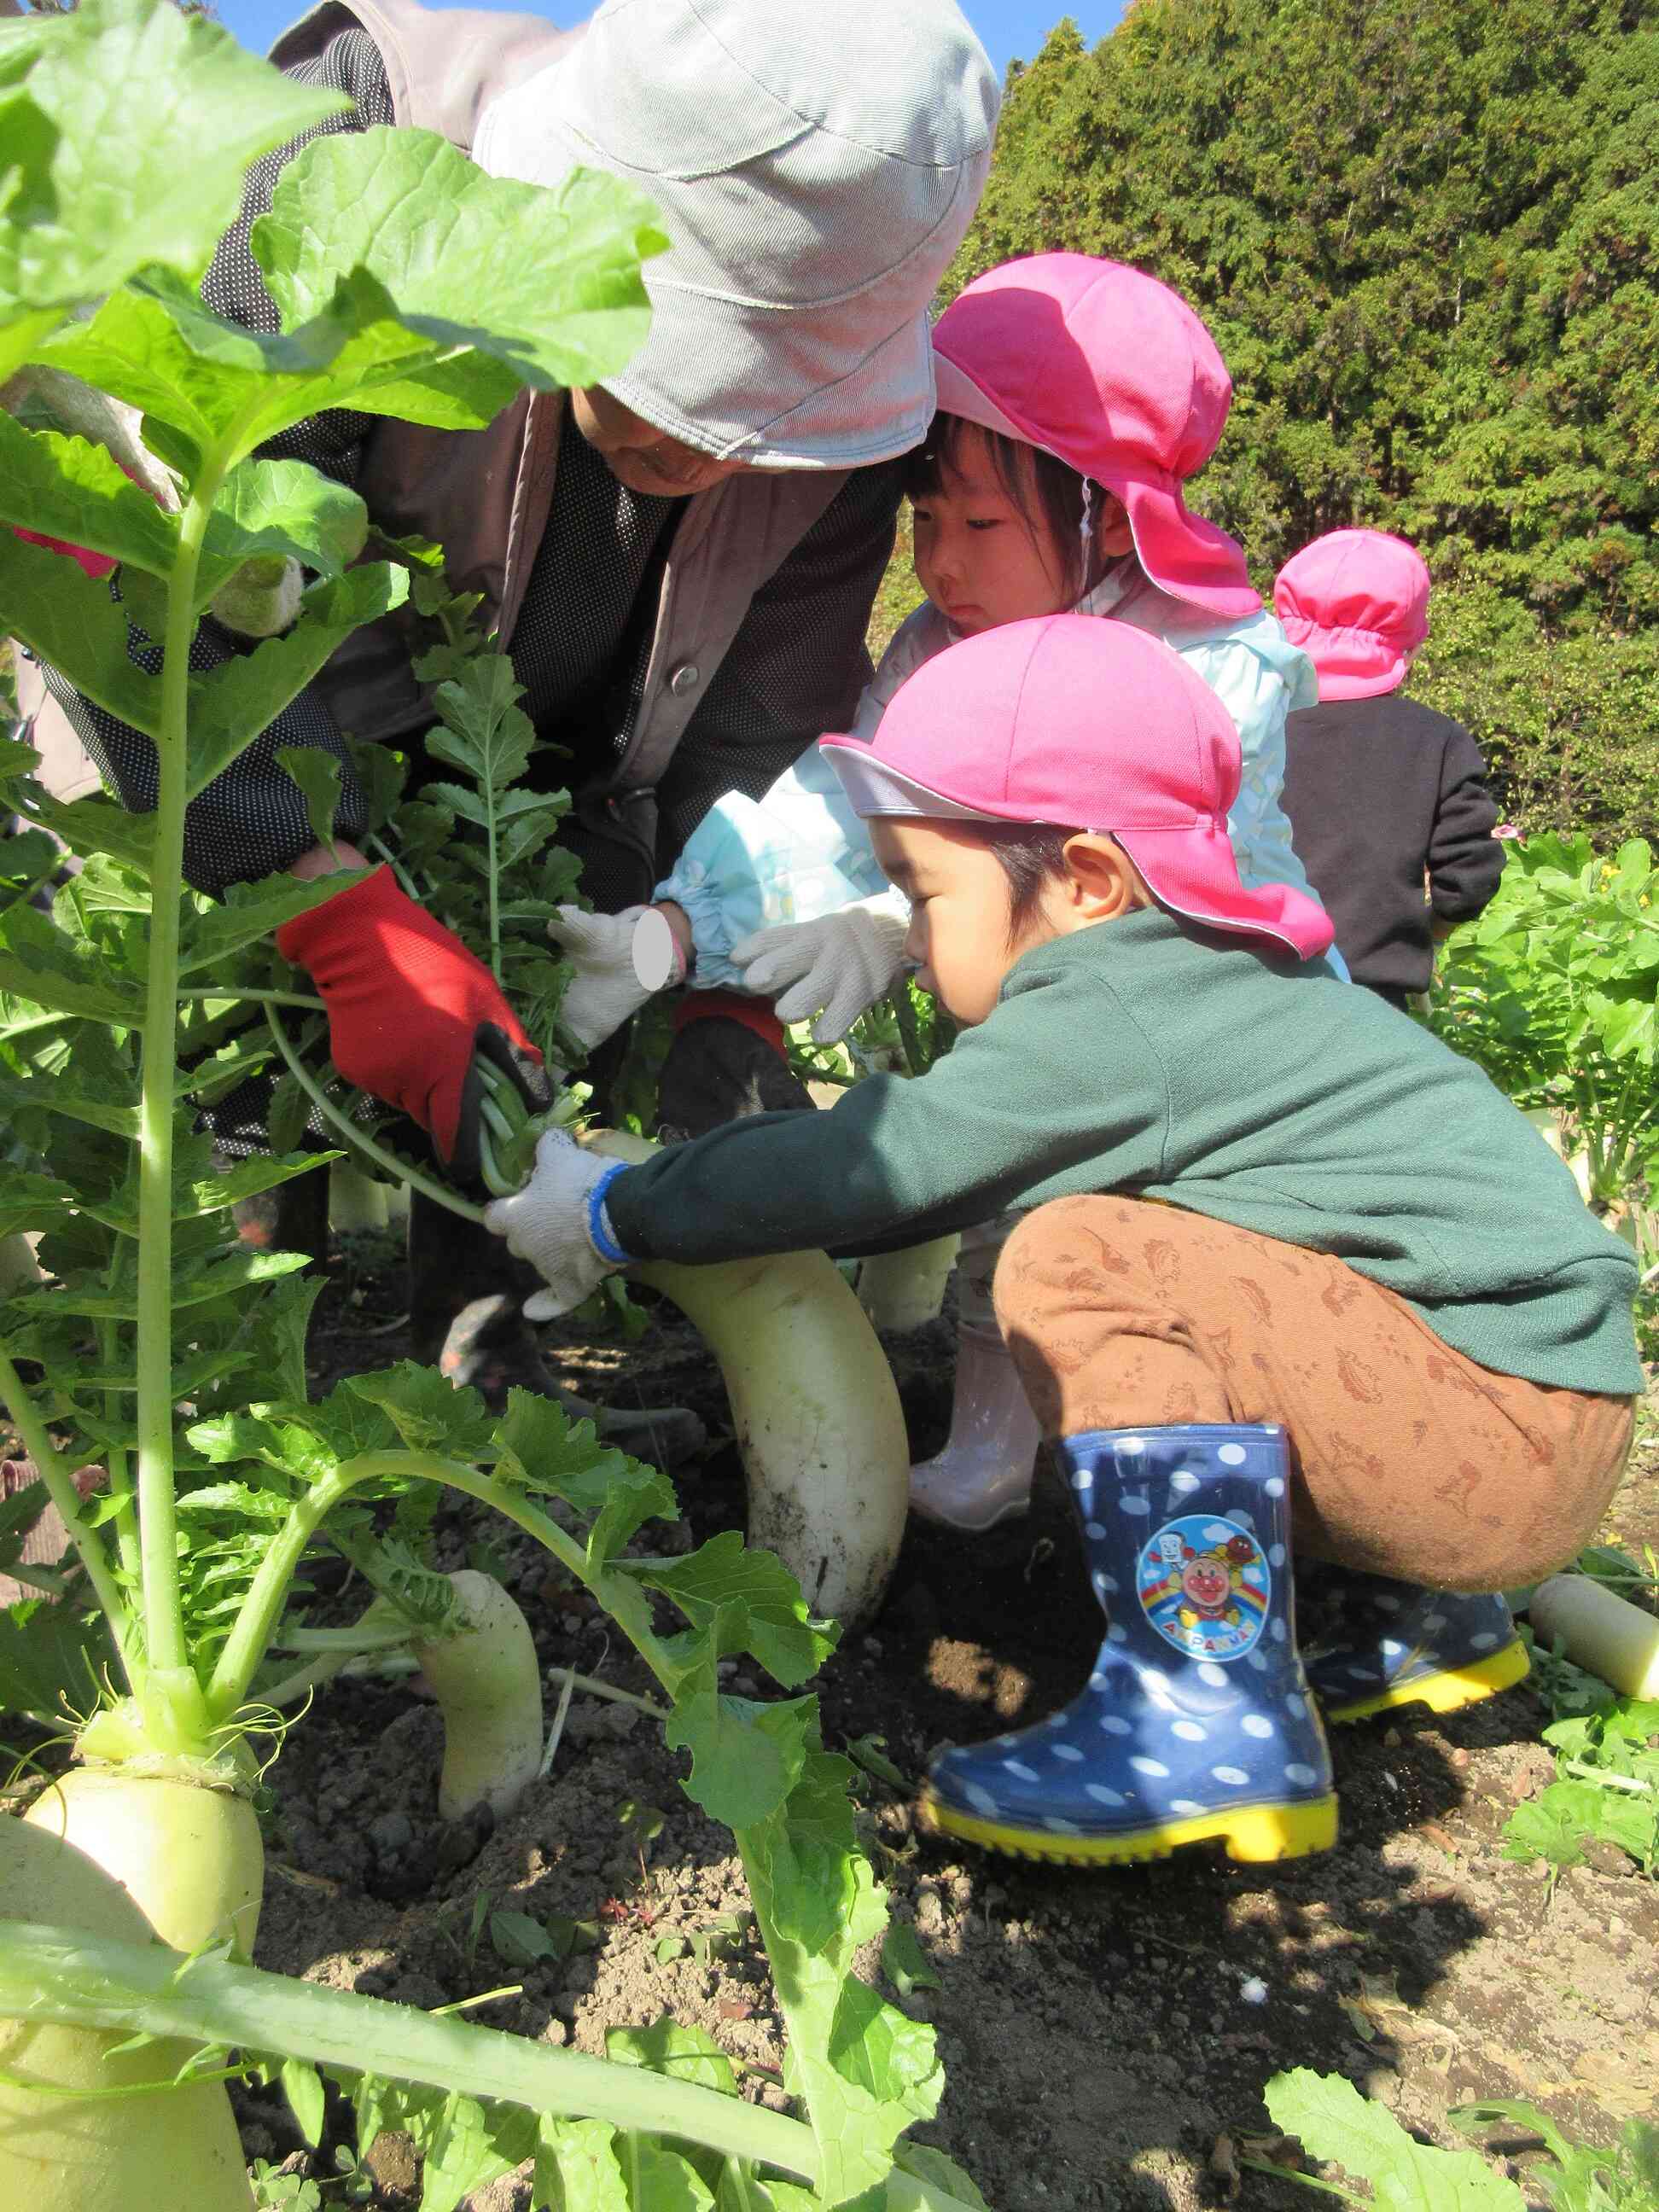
[108,1230,1650,2211]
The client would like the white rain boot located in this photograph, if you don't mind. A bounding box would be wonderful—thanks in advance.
[909,1320,1043,1532]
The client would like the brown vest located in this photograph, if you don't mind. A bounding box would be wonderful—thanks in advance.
[266,0,849,852]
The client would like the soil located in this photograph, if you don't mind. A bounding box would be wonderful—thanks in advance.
[14,1226,1659,2209]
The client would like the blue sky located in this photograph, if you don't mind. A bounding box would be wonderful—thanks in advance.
[212,1,1130,81]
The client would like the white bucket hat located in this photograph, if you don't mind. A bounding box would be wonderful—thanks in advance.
[477,0,999,469]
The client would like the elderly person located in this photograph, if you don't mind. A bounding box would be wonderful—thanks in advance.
[28,0,998,1423]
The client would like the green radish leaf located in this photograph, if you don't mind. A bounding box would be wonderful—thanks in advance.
[0,0,347,368]
[79,1152,335,1236]
[667,1687,813,1835]
[626,1531,840,1690]
[177,869,372,976]
[655,1935,690,1965]
[0,531,164,737]
[0,415,179,577]
[425,655,536,790]
[175,1484,296,1522]
[533,2116,629,2212]
[346,1362,498,1463]
[196,460,369,608]
[416,2091,535,2212]
[40,268,511,471]
[0,1171,79,1240]
[185,1408,337,1484]
[422,782,492,830]
[606,2017,738,2097]
[266,1072,313,1160]
[0,829,61,910]
[0,1595,114,1716]
[738,1743,940,2204]
[254,129,666,404]
[1265,2069,1525,2212]
[346,736,409,840]
[494,1388,676,1533]
[184,565,409,797]
[280,2056,327,2147]
[15,787,154,878]
[16,1244,310,1319]
[844,1734,908,1792]
[277,747,342,859]
[731,2185,820,2212]
[626,2144,715,2212]
[894,2145,992,2210]
[250,1276,329,1418]
[880,1924,940,1998]
[0,905,143,1026]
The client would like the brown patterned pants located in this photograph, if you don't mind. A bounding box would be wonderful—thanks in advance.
[994,1196,1635,1591]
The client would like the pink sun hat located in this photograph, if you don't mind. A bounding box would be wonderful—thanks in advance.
[821,614,1334,961]
[929,253,1260,621]
[1273,529,1431,700]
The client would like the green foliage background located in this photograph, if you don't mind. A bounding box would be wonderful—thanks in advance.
[930,0,1659,840]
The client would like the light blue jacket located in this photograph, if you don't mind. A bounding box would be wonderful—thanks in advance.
[656,562,1334,983]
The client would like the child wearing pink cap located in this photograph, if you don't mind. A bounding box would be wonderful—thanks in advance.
[1274,528,1503,1010]
[550,253,1335,1536]
[489,615,1639,1871]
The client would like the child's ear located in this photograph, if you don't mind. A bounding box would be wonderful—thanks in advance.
[1060,834,1146,923]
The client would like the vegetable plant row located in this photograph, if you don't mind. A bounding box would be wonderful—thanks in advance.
[0,3,975,2205]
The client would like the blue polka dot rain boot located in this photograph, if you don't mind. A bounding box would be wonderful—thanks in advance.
[1301,1571,1529,1725]
[918,1423,1338,1867]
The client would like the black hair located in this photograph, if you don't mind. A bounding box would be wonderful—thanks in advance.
[976,822,1079,944]
[902,412,1114,604]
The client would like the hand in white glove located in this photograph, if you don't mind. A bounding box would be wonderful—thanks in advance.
[483,1129,632,1321]
[730,897,910,1043]
[545,904,686,1049]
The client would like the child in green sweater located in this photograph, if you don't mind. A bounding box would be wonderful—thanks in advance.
[487,616,1639,1870]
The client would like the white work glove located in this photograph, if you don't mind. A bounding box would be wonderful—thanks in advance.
[545,904,686,1049]
[483,1129,632,1321]
[730,897,910,1044]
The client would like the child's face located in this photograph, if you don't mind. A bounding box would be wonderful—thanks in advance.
[910,425,1131,635]
[870,818,1068,1025]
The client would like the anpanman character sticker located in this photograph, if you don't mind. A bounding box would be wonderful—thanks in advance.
[1137,1513,1269,1661]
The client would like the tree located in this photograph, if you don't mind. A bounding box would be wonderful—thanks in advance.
[950,1,1659,836]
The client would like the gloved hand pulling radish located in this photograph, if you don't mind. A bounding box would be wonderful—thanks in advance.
[484,1128,631,1318]
[276,864,554,1191]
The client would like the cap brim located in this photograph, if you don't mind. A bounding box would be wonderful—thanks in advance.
[819,736,1004,820]
[931,353,1040,451]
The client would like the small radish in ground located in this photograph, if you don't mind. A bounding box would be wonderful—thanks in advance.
[411,1569,544,1822]
[1528,1573,1659,1698]
[857,1232,960,1333]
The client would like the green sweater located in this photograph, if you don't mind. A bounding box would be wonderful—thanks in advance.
[608,910,1643,1396]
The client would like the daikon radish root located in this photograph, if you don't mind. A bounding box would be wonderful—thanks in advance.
[1528,1574,1659,1698]
[411,1569,544,1822]
[585,1132,910,1627]
[329,1160,391,1231]
[0,1815,253,2212]
[22,1768,264,1958]
[857,1233,960,1333]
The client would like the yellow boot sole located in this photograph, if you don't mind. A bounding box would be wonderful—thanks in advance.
[1323,1638,1530,1727]
[916,1790,1338,1868]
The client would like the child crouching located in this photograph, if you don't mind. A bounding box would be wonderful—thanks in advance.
[486,617,1639,1870]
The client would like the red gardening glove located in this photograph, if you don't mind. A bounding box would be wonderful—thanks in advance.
[276,867,550,1181]
[13,527,119,581]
